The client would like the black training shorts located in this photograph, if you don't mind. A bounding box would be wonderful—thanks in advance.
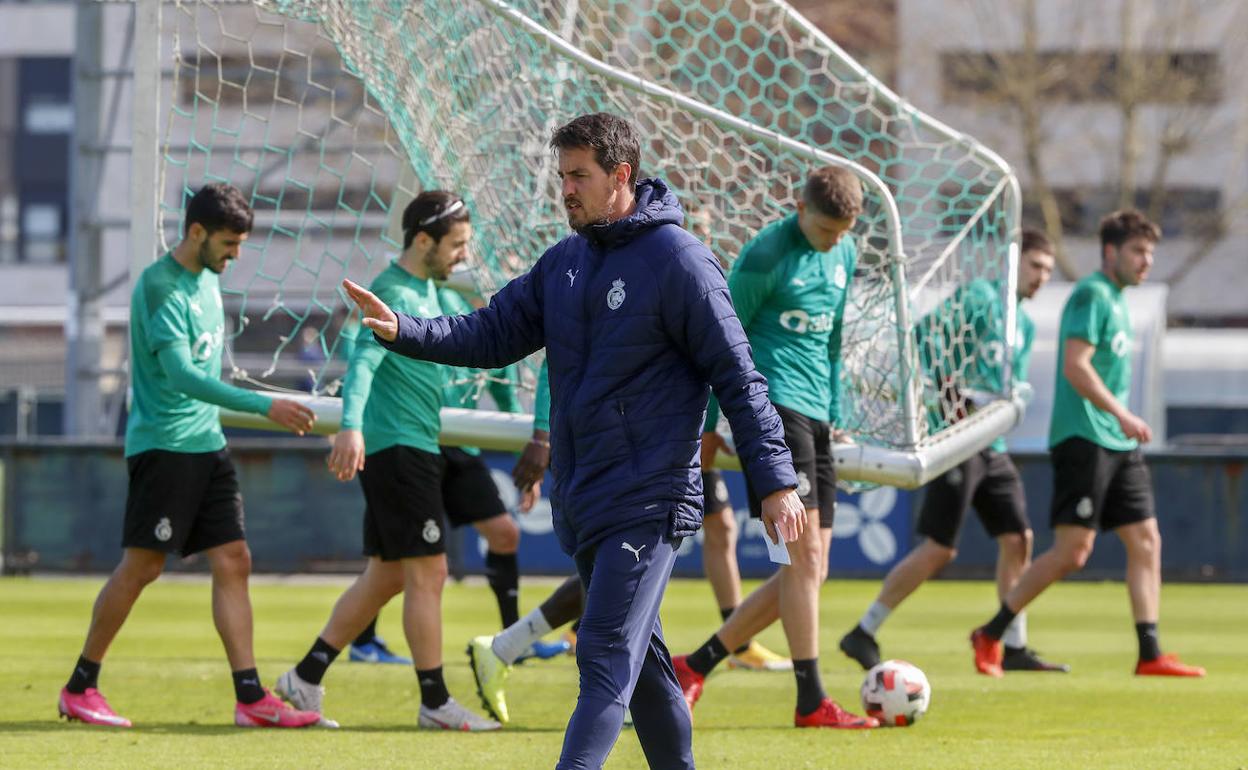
[1050,437,1154,531]
[701,468,733,515]
[359,445,449,559]
[123,448,245,556]
[745,402,836,529]
[917,449,1029,548]
[440,446,508,527]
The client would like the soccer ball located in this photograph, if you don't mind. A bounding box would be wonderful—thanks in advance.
[860,659,931,727]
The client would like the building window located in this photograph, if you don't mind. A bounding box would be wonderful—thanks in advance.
[0,56,71,264]
[1022,186,1222,238]
[941,50,1221,105]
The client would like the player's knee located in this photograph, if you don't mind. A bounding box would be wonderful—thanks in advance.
[376,566,405,598]
[1061,542,1094,572]
[120,553,166,587]
[1129,525,1161,560]
[405,557,448,593]
[215,541,253,581]
[481,516,520,553]
[495,519,521,553]
[919,540,956,566]
[997,532,1029,563]
[789,539,824,578]
[702,514,734,548]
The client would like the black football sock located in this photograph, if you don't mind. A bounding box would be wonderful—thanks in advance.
[983,603,1018,640]
[1136,622,1161,662]
[686,634,730,676]
[353,616,379,647]
[485,550,520,629]
[66,655,101,695]
[718,607,750,654]
[232,668,265,705]
[416,666,450,709]
[294,637,341,686]
[793,658,826,716]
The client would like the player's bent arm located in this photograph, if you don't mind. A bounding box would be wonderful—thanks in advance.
[328,341,385,479]
[514,361,551,491]
[1062,338,1128,420]
[826,278,853,426]
[156,343,272,415]
[532,360,551,432]
[512,429,550,492]
[339,340,386,431]
[1063,337,1150,442]
[378,266,546,369]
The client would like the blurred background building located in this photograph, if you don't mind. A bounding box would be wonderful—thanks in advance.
[0,0,1245,442]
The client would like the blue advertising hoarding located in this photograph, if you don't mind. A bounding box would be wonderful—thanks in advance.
[456,451,913,579]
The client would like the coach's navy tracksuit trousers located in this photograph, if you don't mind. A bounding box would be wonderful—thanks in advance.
[556,518,695,770]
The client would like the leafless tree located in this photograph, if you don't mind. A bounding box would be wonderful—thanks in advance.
[941,0,1248,281]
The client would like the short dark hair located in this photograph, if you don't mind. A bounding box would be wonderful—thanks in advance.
[402,190,471,249]
[1099,209,1160,254]
[802,166,863,220]
[549,113,641,187]
[185,182,253,235]
[1020,227,1054,256]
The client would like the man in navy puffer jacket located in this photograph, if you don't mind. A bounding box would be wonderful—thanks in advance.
[345,113,803,769]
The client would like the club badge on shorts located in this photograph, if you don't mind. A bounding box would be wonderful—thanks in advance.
[422,519,441,544]
[796,471,812,497]
[155,517,173,542]
[607,278,626,310]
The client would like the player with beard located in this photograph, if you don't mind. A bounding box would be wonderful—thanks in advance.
[969,210,1204,679]
[275,191,501,730]
[58,183,320,728]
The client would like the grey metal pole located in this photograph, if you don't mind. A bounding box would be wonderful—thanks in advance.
[64,0,106,437]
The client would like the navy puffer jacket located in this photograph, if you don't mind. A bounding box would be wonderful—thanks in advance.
[381,179,796,555]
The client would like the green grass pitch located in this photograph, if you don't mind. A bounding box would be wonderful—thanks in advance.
[1,575,1245,769]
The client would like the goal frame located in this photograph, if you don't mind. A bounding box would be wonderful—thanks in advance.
[131,0,1026,489]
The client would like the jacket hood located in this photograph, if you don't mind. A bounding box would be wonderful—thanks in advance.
[581,177,684,249]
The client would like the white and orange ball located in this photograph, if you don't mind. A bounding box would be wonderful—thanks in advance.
[860,659,931,727]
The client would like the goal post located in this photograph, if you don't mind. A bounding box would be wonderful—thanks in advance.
[137,0,1025,489]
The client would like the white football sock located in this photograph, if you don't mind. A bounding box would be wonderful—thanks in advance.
[1002,611,1028,649]
[491,606,552,665]
[858,601,892,637]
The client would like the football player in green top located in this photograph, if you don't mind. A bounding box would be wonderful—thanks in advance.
[971,209,1204,678]
[840,228,1067,673]
[276,191,501,731]
[348,287,558,666]
[674,166,878,729]
[59,183,321,729]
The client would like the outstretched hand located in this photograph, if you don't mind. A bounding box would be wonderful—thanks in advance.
[342,279,399,342]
